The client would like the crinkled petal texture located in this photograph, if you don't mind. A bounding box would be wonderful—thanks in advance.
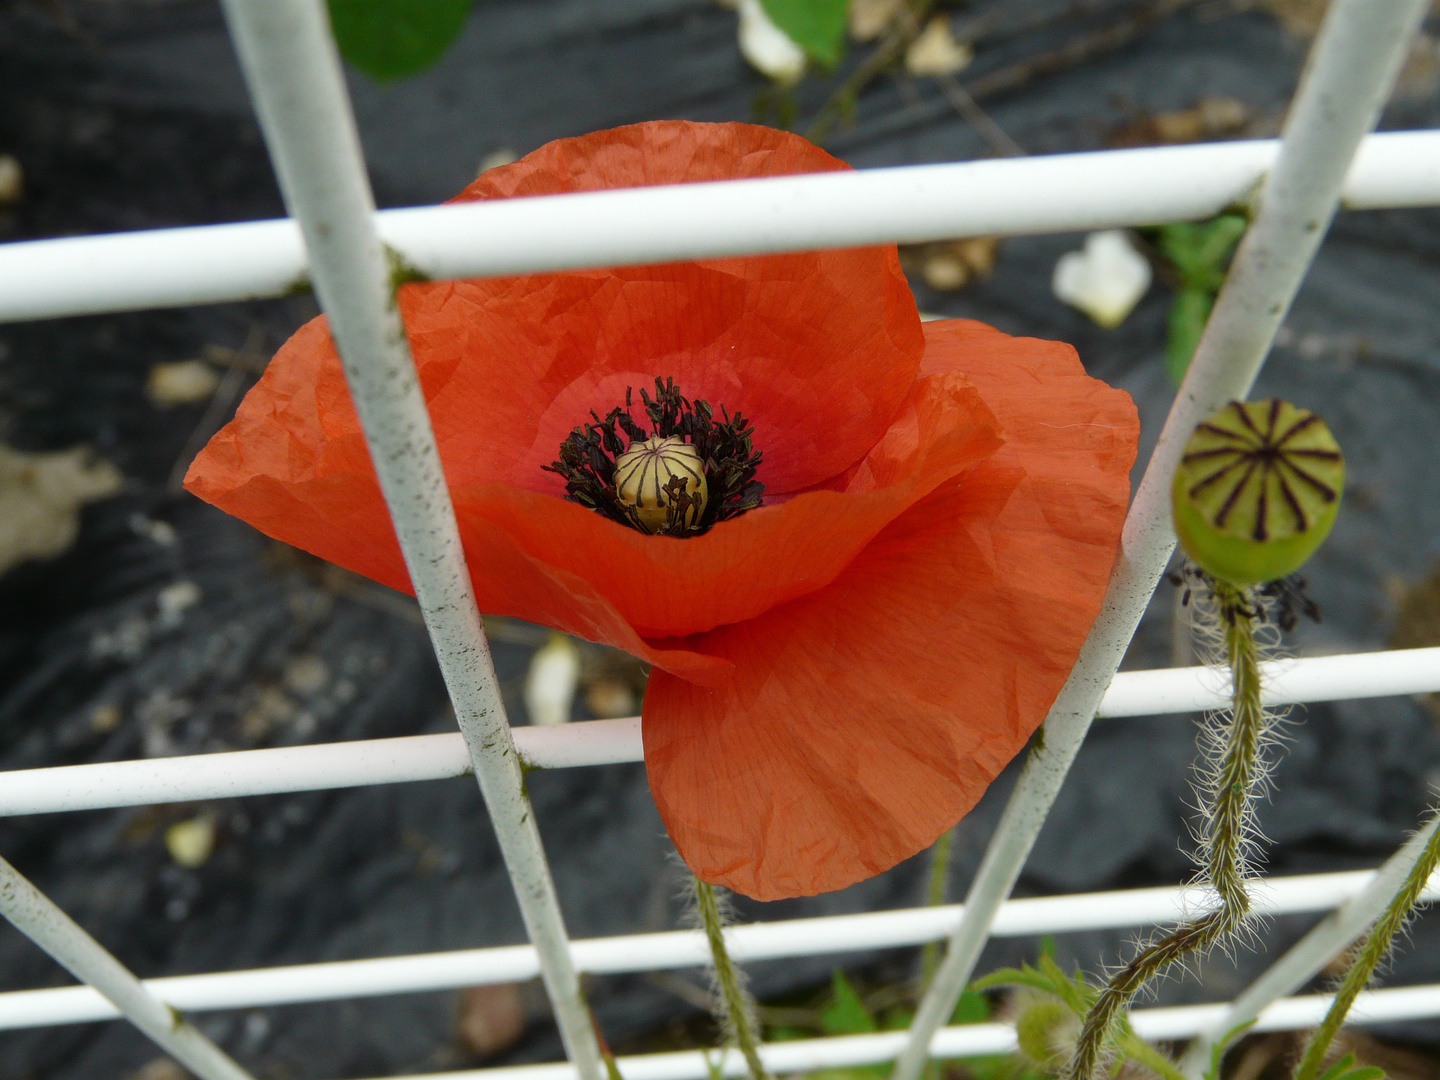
[643,319,1138,899]
[184,119,1139,902]
[186,121,928,683]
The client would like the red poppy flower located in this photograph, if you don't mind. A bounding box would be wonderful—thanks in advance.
[185,121,1139,901]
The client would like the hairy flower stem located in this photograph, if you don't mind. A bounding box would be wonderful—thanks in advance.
[1068,579,1264,1080]
[694,877,771,1080]
[1293,808,1440,1080]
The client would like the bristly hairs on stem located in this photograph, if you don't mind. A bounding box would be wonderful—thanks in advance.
[691,874,771,1080]
[1068,574,1282,1080]
[1293,808,1440,1080]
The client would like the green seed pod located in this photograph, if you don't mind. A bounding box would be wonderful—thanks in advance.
[1172,399,1344,585]
[613,435,707,535]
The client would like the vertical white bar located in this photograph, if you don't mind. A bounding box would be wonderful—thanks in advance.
[892,4,1430,1078]
[0,856,255,1080]
[212,3,604,1078]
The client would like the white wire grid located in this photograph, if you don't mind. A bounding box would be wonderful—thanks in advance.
[2,1,1440,1079]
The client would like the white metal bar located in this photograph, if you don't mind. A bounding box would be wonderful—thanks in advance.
[213,2,603,1077]
[1178,814,1440,1077]
[0,855,256,1079]
[892,5,1431,1079]
[363,983,1440,1080]
[0,648,1434,817]
[1,869,1431,1031]
[3,130,1440,323]
[1097,646,1440,718]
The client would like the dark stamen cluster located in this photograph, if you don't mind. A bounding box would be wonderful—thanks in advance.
[544,378,764,536]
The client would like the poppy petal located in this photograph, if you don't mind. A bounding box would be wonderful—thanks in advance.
[428,119,924,497]
[641,320,1139,900]
[451,369,1002,640]
[187,316,996,660]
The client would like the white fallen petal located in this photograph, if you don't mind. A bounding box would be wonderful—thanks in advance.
[165,814,216,869]
[524,633,581,727]
[1052,230,1153,329]
[737,0,805,85]
[146,359,220,407]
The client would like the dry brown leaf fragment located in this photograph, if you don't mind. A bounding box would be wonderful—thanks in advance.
[1110,96,1251,147]
[1389,561,1440,722]
[849,0,904,42]
[456,983,528,1058]
[902,237,1001,292]
[133,1059,191,1080]
[0,444,122,577]
[905,15,973,77]
[0,155,21,205]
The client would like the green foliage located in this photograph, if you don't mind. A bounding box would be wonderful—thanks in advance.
[973,950,1094,1017]
[976,952,1187,1080]
[759,0,849,65]
[327,0,471,82]
[1155,214,1247,384]
[822,971,879,1035]
[1315,1053,1387,1080]
[1202,1020,1257,1080]
[952,989,990,1025]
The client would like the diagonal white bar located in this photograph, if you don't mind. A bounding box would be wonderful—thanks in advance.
[213,1,603,1076]
[0,648,1434,817]
[1178,813,1440,1077]
[3,131,1440,323]
[892,5,1432,1079]
[0,855,256,1079]
[1,869,1433,1031]
[360,984,1440,1080]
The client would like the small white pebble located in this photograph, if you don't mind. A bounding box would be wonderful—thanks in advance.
[156,580,201,628]
[129,513,178,548]
[283,655,330,697]
[1052,230,1152,329]
[737,0,805,84]
[524,634,581,726]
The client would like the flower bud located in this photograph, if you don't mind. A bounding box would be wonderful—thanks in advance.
[1015,998,1076,1069]
[1172,399,1344,584]
[613,436,708,535]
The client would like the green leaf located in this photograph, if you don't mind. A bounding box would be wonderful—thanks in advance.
[1166,286,1214,384]
[822,970,878,1035]
[952,989,990,1025]
[1157,215,1246,288]
[327,0,471,82]
[1193,214,1247,270]
[882,1005,915,1031]
[1203,1020,1258,1080]
[1317,1056,1387,1080]
[758,0,848,65]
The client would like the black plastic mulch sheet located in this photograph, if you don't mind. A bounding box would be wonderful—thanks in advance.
[2,1,1440,1077]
